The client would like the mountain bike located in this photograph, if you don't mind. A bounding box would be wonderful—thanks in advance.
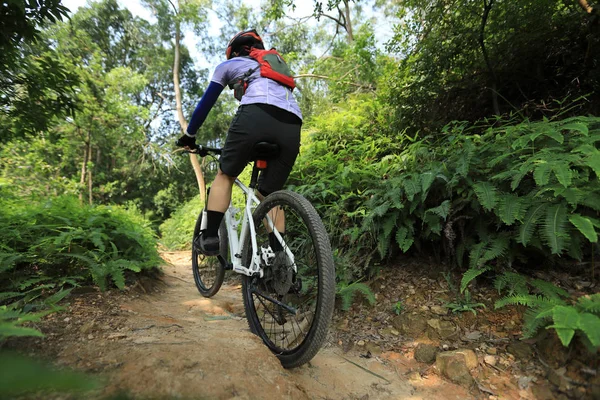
[187,142,335,369]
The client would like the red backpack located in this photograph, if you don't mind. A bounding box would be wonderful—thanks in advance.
[229,48,296,100]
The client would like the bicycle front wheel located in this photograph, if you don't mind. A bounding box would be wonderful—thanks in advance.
[192,210,227,297]
[241,190,335,368]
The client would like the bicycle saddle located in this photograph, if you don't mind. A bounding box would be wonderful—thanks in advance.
[250,142,279,161]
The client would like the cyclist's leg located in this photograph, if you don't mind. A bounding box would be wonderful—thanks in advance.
[200,106,253,254]
[256,110,300,251]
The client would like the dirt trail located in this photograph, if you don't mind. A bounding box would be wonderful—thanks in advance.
[48,252,473,399]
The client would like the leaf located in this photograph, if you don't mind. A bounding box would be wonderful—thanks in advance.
[473,182,498,211]
[460,266,490,293]
[547,306,580,346]
[0,323,44,338]
[0,352,100,395]
[552,162,573,188]
[585,155,600,178]
[579,313,600,347]
[518,203,546,246]
[560,122,589,136]
[421,171,436,200]
[533,162,552,186]
[569,214,598,243]
[542,204,569,255]
[542,129,564,144]
[425,200,451,220]
[395,227,413,252]
[402,176,421,201]
[497,194,523,225]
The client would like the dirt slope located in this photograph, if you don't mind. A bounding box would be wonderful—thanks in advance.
[24,252,473,399]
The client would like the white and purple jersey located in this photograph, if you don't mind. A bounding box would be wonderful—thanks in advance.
[211,57,302,121]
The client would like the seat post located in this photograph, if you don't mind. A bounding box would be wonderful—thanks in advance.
[249,160,267,189]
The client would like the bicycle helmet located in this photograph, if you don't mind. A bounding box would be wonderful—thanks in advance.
[226,29,263,60]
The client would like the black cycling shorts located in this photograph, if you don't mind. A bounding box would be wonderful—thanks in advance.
[220,103,302,195]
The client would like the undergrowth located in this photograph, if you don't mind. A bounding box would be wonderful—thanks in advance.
[0,184,161,339]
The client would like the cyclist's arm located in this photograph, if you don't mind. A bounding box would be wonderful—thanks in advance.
[186,81,225,137]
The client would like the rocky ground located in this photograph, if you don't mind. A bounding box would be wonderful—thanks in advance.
[4,252,599,399]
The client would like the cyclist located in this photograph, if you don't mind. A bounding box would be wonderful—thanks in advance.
[176,29,302,256]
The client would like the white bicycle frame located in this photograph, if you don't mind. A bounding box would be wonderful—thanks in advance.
[218,178,296,278]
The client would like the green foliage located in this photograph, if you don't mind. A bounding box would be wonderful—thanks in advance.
[336,281,376,311]
[443,272,486,315]
[0,352,100,397]
[393,300,404,315]
[292,109,600,280]
[159,195,203,250]
[444,291,486,316]
[383,0,600,135]
[494,273,599,350]
[0,194,161,293]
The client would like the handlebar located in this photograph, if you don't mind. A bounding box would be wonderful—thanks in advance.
[183,144,222,156]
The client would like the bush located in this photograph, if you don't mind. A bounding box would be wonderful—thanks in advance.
[291,113,600,280]
[0,192,161,294]
[159,195,203,250]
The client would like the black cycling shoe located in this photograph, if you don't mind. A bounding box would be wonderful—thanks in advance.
[194,234,220,256]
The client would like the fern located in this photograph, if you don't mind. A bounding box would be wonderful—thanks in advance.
[533,162,553,186]
[529,279,569,299]
[473,182,498,211]
[336,281,376,311]
[518,203,546,246]
[496,194,523,225]
[568,214,598,243]
[542,203,569,254]
[577,294,600,313]
[552,161,573,188]
[494,272,529,296]
[460,266,490,293]
[494,294,565,309]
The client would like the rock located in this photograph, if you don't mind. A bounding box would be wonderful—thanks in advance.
[430,305,448,316]
[407,371,422,382]
[436,350,478,387]
[531,384,556,400]
[484,355,497,366]
[80,321,95,334]
[548,368,571,393]
[427,319,457,339]
[507,342,533,360]
[392,314,427,337]
[518,376,534,389]
[463,331,482,341]
[536,331,569,367]
[107,333,127,340]
[414,343,438,364]
[365,342,382,356]
[436,349,478,370]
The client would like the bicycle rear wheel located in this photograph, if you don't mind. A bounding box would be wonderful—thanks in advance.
[192,210,227,297]
[241,190,335,368]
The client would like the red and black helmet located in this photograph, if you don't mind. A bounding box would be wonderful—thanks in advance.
[225,29,263,60]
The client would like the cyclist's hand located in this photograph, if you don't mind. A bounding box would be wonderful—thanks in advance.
[176,134,196,149]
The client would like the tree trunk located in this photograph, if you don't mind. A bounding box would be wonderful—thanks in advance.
[479,0,500,115]
[79,129,90,204]
[173,14,206,204]
[343,0,354,42]
[87,141,93,205]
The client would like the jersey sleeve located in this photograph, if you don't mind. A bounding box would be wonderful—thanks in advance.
[186,81,224,136]
[210,61,233,87]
